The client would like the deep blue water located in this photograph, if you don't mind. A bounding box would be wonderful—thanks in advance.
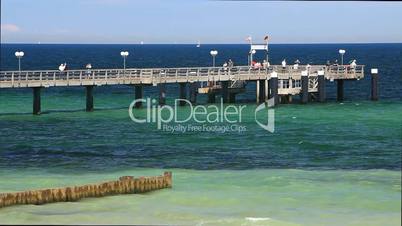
[0,44,401,172]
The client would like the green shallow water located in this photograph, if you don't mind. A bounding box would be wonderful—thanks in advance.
[0,169,400,226]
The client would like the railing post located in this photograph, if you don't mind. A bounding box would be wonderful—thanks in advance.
[105,70,108,83]
[301,70,309,104]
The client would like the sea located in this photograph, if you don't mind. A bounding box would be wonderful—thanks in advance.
[0,43,401,225]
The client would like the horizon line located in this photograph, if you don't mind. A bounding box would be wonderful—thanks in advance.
[1,41,401,45]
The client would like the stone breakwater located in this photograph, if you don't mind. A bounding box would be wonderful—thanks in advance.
[0,171,172,208]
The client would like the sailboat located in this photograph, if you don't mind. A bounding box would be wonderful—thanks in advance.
[196,40,201,48]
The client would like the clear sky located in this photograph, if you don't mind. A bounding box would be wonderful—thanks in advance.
[1,0,402,44]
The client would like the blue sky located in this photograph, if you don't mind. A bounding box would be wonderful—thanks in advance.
[1,0,402,44]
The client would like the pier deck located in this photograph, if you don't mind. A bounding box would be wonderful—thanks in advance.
[0,65,364,89]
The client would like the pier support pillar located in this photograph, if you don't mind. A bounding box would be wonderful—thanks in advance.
[301,72,309,104]
[159,84,166,105]
[179,83,187,106]
[256,80,260,104]
[33,87,41,115]
[337,79,344,102]
[208,93,215,103]
[221,81,229,103]
[189,83,198,104]
[229,93,236,103]
[259,80,265,103]
[134,85,143,108]
[318,71,326,102]
[371,69,379,101]
[265,79,269,102]
[85,85,94,112]
[270,72,279,106]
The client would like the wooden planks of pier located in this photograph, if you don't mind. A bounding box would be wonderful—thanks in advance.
[0,171,172,208]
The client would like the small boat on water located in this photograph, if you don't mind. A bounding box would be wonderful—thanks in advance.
[196,40,201,48]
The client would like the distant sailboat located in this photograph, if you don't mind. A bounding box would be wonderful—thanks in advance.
[196,40,201,48]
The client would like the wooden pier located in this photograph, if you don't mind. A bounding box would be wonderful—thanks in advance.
[0,64,378,114]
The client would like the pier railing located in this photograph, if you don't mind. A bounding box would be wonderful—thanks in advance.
[0,65,363,88]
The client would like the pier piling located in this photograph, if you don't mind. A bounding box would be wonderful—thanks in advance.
[221,81,229,103]
[159,84,166,105]
[270,72,279,106]
[208,93,215,103]
[33,87,41,115]
[371,68,379,101]
[301,71,309,104]
[265,79,269,102]
[318,70,326,102]
[337,80,344,102]
[189,83,198,104]
[134,85,143,108]
[259,80,266,103]
[229,93,236,103]
[179,83,187,106]
[256,80,260,104]
[85,85,94,112]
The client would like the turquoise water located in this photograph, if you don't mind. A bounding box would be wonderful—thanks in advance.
[0,169,400,225]
[0,44,401,225]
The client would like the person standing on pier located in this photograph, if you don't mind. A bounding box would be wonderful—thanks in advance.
[282,59,287,68]
[228,59,234,68]
[223,62,228,74]
[282,59,287,72]
[263,60,269,69]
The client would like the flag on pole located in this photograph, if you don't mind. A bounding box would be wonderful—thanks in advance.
[264,35,269,42]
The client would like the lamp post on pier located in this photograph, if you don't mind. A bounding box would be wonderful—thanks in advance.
[338,49,346,65]
[15,51,24,73]
[120,51,129,75]
[210,50,218,67]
